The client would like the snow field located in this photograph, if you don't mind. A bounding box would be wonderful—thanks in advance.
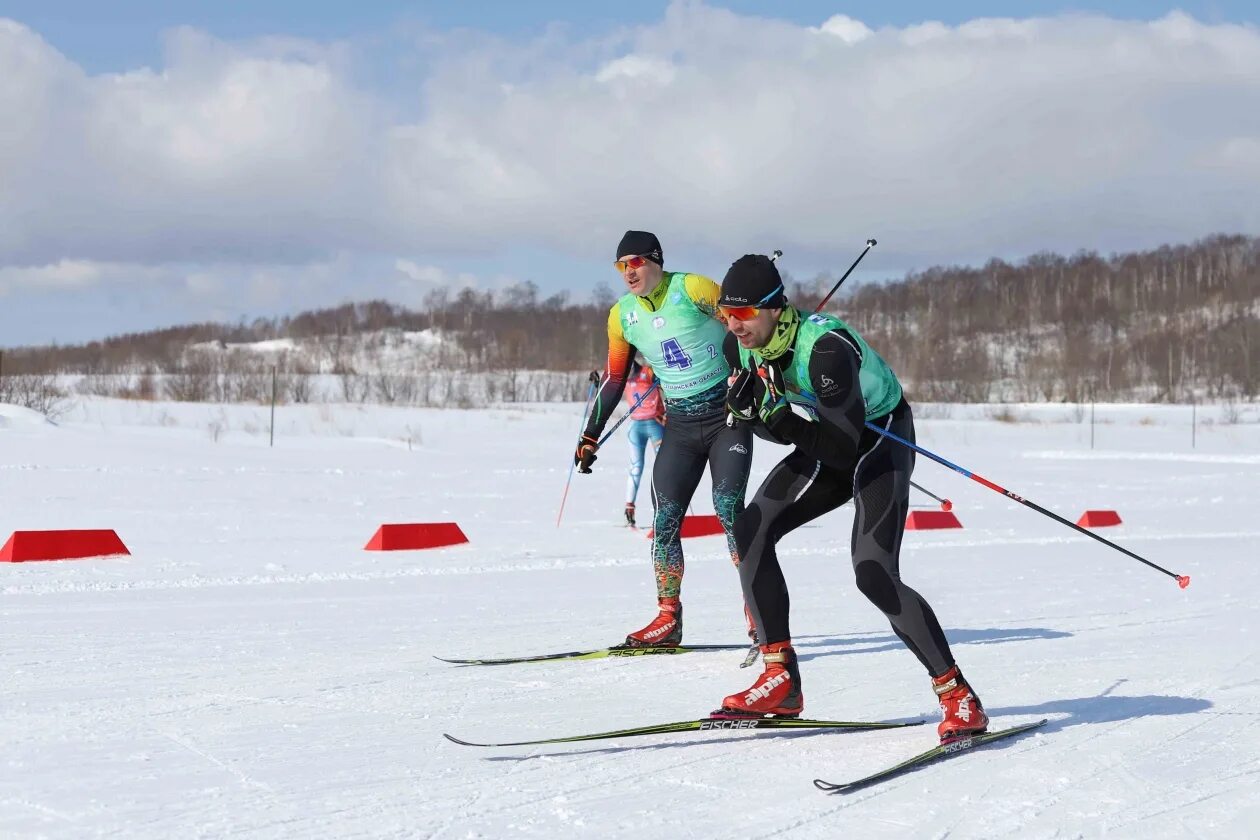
[1,398,1258,838]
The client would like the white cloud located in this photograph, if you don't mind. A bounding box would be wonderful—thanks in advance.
[1,5,1259,282]
[0,259,105,290]
[596,54,677,85]
[817,15,873,44]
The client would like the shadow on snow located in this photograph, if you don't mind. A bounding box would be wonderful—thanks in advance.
[793,626,1073,663]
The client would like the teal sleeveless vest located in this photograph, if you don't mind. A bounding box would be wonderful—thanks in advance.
[739,311,902,420]
[617,272,729,399]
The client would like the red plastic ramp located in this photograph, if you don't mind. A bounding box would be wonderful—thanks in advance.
[646,514,726,539]
[0,529,131,563]
[1076,510,1122,528]
[364,523,469,551]
[905,511,963,530]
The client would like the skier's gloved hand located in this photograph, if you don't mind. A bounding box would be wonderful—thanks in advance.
[575,433,600,473]
[755,363,791,429]
[725,368,757,423]
[588,370,601,385]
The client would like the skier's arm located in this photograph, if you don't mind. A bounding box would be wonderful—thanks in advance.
[583,305,636,440]
[723,331,791,445]
[763,331,866,469]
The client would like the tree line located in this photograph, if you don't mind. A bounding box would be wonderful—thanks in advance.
[2,234,1257,408]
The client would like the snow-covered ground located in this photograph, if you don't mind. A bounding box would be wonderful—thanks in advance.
[2,397,1258,838]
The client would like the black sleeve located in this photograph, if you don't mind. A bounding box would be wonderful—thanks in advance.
[766,331,865,470]
[582,348,636,440]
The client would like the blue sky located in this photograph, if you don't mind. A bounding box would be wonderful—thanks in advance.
[2,2,1259,346]
[7,1,1256,72]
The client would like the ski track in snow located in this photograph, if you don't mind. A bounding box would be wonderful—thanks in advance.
[1,398,1258,838]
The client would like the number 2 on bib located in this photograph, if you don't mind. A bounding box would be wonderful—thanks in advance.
[661,338,693,370]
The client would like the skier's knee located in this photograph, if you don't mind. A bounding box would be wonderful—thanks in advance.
[855,559,902,616]
[734,505,764,554]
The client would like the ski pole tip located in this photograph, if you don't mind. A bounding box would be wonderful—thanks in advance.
[1176,575,1191,589]
[941,499,953,512]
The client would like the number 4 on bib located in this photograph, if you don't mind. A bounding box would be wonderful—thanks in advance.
[661,338,693,370]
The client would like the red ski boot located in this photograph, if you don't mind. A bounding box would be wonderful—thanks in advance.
[623,597,682,647]
[933,665,989,742]
[716,642,803,717]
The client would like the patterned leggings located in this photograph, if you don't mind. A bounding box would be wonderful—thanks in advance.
[649,411,752,598]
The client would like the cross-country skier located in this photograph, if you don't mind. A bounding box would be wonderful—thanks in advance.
[622,361,665,528]
[713,253,988,743]
[576,231,754,647]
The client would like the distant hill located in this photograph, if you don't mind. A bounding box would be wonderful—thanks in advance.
[2,234,1257,406]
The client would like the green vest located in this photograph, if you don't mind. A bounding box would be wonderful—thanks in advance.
[617,273,729,399]
[739,311,902,420]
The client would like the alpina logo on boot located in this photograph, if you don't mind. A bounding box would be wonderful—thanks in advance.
[744,670,790,704]
[941,693,973,723]
[642,619,677,640]
[957,696,972,722]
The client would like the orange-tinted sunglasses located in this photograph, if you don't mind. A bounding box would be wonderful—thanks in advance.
[719,284,784,322]
[718,304,761,321]
[615,255,650,273]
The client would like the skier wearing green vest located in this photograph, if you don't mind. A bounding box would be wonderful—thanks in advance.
[712,253,988,745]
[575,231,755,650]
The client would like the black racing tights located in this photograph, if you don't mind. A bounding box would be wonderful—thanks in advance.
[734,399,955,677]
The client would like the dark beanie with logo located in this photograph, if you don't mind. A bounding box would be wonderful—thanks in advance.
[719,254,786,309]
[616,231,663,266]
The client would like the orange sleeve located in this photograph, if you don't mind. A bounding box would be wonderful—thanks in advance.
[605,304,634,376]
[583,303,636,438]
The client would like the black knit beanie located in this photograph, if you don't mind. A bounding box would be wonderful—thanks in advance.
[719,254,785,309]
[616,231,663,265]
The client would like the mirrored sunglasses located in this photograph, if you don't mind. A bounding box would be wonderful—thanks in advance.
[615,255,651,273]
[719,305,761,321]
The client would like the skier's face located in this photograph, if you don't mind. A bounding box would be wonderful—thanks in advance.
[617,254,664,296]
[726,307,781,349]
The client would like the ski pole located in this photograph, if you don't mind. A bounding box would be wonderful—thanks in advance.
[911,480,953,512]
[864,421,1190,588]
[557,374,600,527]
[597,380,660,446]
[816,239,876,312]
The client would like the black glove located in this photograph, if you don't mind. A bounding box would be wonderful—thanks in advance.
[754,363,791,429]
[725,368,757,424]
[575,433,600,473]
[588,370,601,384]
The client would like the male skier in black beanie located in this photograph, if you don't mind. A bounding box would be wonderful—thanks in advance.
[576,232,756,653]
[712,254,989,743]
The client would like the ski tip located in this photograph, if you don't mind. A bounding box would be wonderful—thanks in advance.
[442,733,480,747]
[1177,574,1191,589]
